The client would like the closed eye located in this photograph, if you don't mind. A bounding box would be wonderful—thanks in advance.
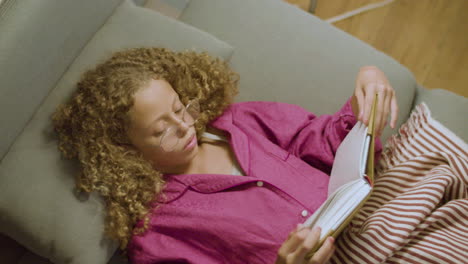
[154,131,164,137]
[175,107,183,114]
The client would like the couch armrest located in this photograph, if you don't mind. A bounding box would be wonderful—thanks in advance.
[413,85,468,143]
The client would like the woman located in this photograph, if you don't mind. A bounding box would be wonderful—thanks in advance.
[52,47,398,264]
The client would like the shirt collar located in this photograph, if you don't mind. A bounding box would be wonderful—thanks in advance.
[174,173,257,192]
[205,106,251,176]
[156,106,254,203]
[155,174,258,203]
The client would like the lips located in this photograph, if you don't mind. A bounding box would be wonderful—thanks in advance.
[184,134,196,149]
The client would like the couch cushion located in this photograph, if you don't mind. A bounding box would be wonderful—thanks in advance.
[0,0,122,161]
[180,0,418,144]
[0,0,234,264]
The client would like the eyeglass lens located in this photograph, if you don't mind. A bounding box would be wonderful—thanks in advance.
[160,100,199,151]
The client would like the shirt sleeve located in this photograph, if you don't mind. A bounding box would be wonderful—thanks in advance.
[230,97,383,174]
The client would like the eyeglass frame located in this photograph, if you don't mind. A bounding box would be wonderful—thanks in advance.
[158,98,200,152]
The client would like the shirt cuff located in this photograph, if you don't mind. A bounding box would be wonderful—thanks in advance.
[337,96,358,133]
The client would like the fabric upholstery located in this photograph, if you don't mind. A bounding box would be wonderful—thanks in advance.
[180,0,418,144]
[413,85,468,142]
[0,0,122,161]
[0,0,234,263]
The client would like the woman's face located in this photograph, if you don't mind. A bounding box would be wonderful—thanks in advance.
[127,79,199,173]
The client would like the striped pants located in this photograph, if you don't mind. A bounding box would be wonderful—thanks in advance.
[331,103,468,264]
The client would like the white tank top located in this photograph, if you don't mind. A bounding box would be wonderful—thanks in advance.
[202,132,245,176]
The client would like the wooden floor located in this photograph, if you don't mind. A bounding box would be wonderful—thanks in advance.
[285,0,468,98]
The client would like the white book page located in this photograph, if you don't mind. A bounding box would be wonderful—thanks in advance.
[304,180,371,239]
[327,121,369,195]
[303,181,357,228]
[360,136,370,177]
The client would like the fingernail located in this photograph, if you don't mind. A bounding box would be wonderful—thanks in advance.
[359,110,363,119]
[328,237,335,244]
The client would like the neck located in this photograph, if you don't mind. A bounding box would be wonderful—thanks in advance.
[157,143,208,175]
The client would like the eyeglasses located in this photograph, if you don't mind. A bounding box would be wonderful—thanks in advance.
[159,99,200,152]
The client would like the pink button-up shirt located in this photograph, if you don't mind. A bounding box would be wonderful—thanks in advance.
[127,97,382,264]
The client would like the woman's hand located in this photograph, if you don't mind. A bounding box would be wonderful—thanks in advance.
[276,224,335,264]
[352,66,399,137]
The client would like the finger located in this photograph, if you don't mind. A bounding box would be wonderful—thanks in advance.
[374,84,385,135]
[293,226,321,261]
[322,242,336,263]
[313,241,336,264]
[287,225,310,254]
[309,236,335,264]
[281,224,307,254]
[390,90,399,129]
[363,85,377,126]
[354,84,365,121]
[378,87,391,136]
[375,84,387,136]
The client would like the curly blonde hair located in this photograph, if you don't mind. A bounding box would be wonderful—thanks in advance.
[52,47,239,251]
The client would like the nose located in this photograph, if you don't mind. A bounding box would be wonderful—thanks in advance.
[176,121,189,136]
[170,115,190,137]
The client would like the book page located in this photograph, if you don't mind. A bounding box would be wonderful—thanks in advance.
[304,179,371,239]
[303,96,378,259]
[360,135,370,177]
[327,121,369,195]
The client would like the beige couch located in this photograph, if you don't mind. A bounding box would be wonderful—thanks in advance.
[0,0,466,263]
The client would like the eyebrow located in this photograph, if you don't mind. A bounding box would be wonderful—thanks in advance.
[147,95,178,130]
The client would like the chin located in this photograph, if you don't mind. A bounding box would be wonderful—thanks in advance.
[184,143,198,157]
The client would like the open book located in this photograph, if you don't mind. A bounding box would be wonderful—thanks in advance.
[303,95,378,259]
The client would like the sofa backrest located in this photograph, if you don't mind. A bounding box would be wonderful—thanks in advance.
[179,0,418,143]
[0,0,122,161]
[0,0,236,263]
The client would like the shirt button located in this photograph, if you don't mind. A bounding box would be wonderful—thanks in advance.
[256,181,264,187]
[301,210,308,217]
